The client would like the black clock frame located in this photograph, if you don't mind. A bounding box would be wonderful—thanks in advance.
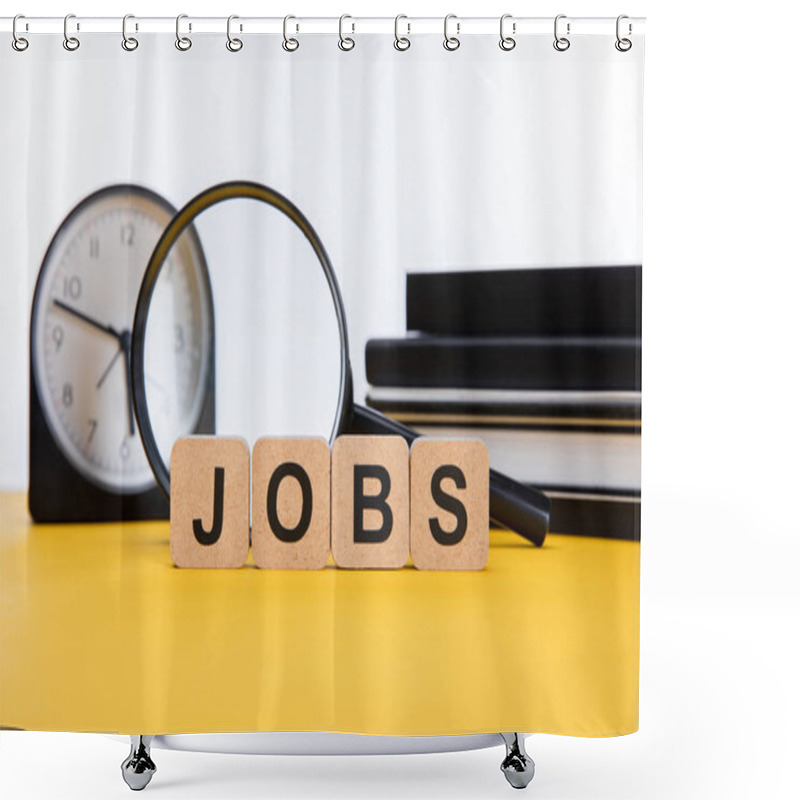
[28,184,215,523]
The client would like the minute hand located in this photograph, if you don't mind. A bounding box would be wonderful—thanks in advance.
[53,299,122,340]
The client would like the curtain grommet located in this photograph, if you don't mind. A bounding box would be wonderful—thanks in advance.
[443,14,460,51]
[338,14,355,51]
[121,14,138,51]
[226,15,243,52]
[63,13,80,51]
[499,14,516,51]
[176,14,192,51]
[553,15,571,52]
[12,14,29,51]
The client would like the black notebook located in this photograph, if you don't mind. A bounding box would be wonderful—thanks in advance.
[366,335,642,392]
[406,265,642,337]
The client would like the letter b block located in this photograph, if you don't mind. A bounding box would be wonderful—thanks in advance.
[410,439,490,571]
[331,435,409,569]
[252,437,331,569]
[170,436,250,568]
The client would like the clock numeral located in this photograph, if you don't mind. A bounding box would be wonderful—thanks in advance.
[175,324,185,353]
[87,419,98,443]
[62,383,74,407]
[120,223,135,246]
[52,325,64,351]
[62,275,82,300]
[89,236,99,259]
[120,440,131,461]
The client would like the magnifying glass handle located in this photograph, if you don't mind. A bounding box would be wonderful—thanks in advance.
[349,404,549,547]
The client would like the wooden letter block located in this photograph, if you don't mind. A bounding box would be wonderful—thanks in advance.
[331,435,409,569]
[410,438,489,571]
[251,437,331,570]
[170,436,250,568]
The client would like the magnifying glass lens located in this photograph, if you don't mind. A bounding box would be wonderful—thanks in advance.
[136,189,345,491]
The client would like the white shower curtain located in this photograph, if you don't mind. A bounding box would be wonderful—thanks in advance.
[1,16,643,743]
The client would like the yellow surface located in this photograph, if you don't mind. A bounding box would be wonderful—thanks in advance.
[0,492,639,737]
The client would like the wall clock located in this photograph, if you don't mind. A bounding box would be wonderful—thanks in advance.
[29,185,215,522]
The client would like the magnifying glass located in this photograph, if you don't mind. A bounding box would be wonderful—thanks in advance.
[130,181,549,546]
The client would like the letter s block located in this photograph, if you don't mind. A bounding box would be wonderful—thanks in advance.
[410,439,489,571]
[331,435,409,569]
[169,436,250,568]
[252,437,331,570]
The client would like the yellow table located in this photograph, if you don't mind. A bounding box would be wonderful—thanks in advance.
[1,492,638,737]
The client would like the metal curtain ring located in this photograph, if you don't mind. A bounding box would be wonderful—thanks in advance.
[12,14,29,51]
[283,15,299,51]
[176,14,192,51]
[394,14,410,51]
[226,15,242,52]
[499,13,516,51]
[130,181,352,497]
[63,13,80,51]
[338,14,355,51]
[615,14,632,51]
[122,14,138,51]
[443,13,460,51]
[553,14,570,51]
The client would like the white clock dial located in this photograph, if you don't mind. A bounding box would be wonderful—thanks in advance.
[31,186,212,493]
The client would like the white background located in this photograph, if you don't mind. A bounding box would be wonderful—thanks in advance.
[1,2,799,800]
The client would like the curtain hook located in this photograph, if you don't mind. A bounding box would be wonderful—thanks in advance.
[122,14,138,51]
[443,13,460,51]
[394,14,410,51]
[615,15,632,52]
[338,14,355,51]
[176,14,192,51]
[63,13,80,51]
[226,15,243,52]
[553,14,570,52]
[12,14,29,52]
[499,14,516,51]
[283,15,299,52]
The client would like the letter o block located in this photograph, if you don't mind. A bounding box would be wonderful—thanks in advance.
[170,436,250,568]
[331,435,409,569]
[410,438,490,571]
[252,437,331,570]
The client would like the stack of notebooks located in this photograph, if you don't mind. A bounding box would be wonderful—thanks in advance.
[365,266,641,540]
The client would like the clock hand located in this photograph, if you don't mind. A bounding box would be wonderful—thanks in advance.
[96,346,123,389]
[121,331,135,438]
[94,331,135,437]
[53,299,122,340]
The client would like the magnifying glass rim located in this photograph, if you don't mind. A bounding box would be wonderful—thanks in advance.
[131,180,352,499]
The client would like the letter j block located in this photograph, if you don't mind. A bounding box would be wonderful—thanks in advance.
[170,436,250,568]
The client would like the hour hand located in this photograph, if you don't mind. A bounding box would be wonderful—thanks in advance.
[53,299,122,340]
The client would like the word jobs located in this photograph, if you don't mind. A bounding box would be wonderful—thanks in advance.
[170,435,489,571]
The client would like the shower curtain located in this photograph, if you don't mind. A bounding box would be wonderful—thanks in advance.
[0,17,643,740]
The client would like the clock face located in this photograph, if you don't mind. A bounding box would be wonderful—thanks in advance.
[31,186,212,494]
